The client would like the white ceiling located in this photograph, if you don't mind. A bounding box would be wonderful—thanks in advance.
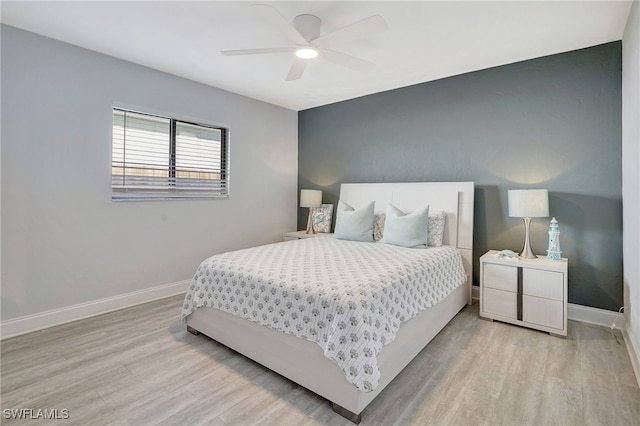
[1,1,633,111]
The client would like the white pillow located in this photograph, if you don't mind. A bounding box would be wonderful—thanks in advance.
[380,204,429,248]
[334,200,375,242]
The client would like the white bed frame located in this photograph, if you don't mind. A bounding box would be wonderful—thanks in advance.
[186,182,475,423]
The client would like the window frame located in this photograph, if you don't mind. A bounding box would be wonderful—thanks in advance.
[111,105,230,201]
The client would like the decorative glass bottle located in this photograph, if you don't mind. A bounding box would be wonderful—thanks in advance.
[546,217,562,261]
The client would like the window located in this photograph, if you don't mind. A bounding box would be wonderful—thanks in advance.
[112,108,229,200]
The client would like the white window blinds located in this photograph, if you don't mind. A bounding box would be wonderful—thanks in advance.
[112,108,229,200]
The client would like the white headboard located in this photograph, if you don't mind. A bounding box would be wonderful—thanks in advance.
[339,182,475,304]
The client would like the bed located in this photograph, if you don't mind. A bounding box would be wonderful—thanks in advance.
[182,181,474,423]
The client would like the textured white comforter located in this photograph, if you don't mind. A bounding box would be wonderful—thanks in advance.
[182,236,466,392]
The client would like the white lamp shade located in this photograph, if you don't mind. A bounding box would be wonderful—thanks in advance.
[300,189,322,208]
[508,189,549,218]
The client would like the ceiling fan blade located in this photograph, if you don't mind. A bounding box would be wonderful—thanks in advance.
[285,58,308,81]
[253,4,308,45]
[221,47,295,56]
[313,14,387,48]
[319,49,376,73]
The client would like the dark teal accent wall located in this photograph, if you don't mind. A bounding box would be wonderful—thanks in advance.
[298,42,622,311]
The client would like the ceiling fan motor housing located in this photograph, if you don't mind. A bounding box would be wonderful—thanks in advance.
[294,14,321,42]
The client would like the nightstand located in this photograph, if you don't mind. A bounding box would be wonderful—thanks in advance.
[283,231,333,241]
[480,250,568,337]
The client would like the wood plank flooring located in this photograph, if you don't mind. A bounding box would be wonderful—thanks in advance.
[1,295,639,425]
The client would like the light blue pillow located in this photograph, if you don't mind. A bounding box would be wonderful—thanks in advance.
[380,204,429,248]
[334,200,375,242]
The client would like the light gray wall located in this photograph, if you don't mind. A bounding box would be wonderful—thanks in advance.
[1,25,298,321]
[299,42,623,311]
[622,2,640,360]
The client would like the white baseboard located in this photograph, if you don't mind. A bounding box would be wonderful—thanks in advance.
[623,326,640,387]
[567,303,624,329]
[0,283,631,343]
[0,280,191,340]
[472,285,479,300]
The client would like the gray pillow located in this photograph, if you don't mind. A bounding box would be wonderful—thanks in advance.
[428,210,447,246]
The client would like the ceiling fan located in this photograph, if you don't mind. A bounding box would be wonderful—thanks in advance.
[221,4,387,81]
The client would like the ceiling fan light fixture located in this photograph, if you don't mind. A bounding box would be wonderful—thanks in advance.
[295,47,318,59]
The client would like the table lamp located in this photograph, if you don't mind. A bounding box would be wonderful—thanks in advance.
[508,189,549,259]
[300,189,322,234]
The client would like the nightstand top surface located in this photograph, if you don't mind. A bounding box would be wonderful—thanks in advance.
[482,250,568,268]
[283,230,334,239]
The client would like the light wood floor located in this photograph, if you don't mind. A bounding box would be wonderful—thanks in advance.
[2,295,639,426]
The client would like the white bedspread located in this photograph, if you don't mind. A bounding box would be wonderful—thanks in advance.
[182,236,466,392]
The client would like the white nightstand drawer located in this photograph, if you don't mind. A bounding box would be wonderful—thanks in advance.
[483,287,518,319]
[523,269,564,301]
[522,295,564,330]
[483,263,518,292]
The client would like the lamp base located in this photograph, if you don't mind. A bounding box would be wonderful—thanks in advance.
[519,217,537,259]
[305,209,316,234]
